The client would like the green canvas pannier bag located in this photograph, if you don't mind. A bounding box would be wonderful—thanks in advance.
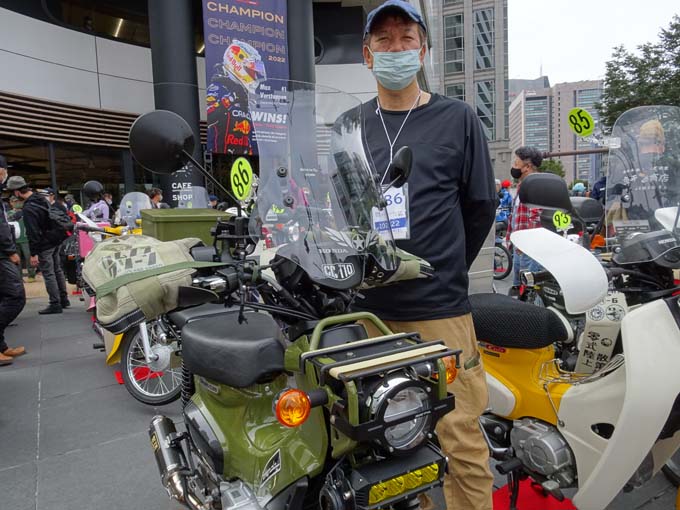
[82,234,220,334]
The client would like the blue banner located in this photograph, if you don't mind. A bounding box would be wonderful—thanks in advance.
[202,0,289,155]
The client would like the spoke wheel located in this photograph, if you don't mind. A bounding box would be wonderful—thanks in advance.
[493,243,513,280]
[120,325,182,406]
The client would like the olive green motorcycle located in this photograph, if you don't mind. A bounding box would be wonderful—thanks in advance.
[129,80,460,510]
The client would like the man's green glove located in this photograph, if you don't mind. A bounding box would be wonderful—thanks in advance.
[360,248,433,289]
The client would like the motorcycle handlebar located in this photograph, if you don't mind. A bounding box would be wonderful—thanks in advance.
[193,266,240,295]
[520,270,553,287]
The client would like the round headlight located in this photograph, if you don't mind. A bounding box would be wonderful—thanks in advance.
[367,376,432,452]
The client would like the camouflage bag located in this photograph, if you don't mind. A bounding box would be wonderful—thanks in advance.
[82,234,221,334]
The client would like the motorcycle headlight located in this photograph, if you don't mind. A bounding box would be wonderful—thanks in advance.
[367,376,432,453]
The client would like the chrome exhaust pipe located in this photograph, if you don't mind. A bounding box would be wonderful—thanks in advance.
[149,415,206,510]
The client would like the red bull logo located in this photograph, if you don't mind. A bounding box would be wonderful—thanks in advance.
[234,120,251,135]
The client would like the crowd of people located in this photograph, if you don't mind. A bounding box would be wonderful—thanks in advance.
[0,162,174,367]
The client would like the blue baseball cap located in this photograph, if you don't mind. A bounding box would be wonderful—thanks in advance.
[364,0,427,39]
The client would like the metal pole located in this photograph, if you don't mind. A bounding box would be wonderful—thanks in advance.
[148,0,204,207]
[48,142,57,191]
[287,0,315,83]
[121,150,135,194]
[542,148,609,158]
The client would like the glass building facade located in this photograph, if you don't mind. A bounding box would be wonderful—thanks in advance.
[476,80,496,140]
[474,8,495,71]
[444,14,465,75]
[524,96,551,152]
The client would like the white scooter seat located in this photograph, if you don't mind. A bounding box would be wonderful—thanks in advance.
[469,293,570,349]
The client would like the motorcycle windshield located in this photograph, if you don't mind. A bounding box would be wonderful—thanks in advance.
[248,79,397,287]
[119,192,152,227]
[176,186,211,209]
[605,106,680,265]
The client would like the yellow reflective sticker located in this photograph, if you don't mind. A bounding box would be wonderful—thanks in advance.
[230,157,253,201]
[553,210,572,230]
[567,108,595,137]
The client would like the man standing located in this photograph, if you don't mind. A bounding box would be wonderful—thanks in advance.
[506,146,543,296]
[7,176,70,314]
[355,2,497,509]
[7,196,37,282]
[0,157,27,366]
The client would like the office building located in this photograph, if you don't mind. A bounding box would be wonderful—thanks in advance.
[509,78,604,183]
[552,80,604,183]
[426,0,511,179]
[508,75,550,103]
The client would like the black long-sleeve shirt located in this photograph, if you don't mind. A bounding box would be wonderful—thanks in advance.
[22,193,54,256]
[354,94,497,320]
[0,198,17,259]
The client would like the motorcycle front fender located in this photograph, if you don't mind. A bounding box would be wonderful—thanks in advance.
[567,299,680,510]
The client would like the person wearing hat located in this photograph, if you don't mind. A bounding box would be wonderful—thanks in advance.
[571,181,587,197]
[354,2,497,508]
[498,179,513,210]
[209,194,219,209]
[7,176,70,314]
[0,156,27,365]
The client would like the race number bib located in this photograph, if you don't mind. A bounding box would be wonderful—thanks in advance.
[372,184,410,240]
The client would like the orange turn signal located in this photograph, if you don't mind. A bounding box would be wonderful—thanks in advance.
[433,357,458,384]
[275,389,311,428]
[443,356,458,384]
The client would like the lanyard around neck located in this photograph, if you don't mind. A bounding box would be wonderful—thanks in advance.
[376,90,422,184]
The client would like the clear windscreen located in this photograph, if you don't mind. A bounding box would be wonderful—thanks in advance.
[176,186,210,209]
[119,192,152,226]
[247,79,397,285]
[605,106,680,264]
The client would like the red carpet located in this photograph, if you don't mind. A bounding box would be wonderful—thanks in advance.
[493,480,576,510]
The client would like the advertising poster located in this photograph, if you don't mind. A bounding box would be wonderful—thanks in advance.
[202,0,289,156]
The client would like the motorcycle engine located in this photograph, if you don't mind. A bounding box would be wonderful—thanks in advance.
[510,418,576,487]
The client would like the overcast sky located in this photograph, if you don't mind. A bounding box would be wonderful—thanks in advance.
[509,1,679,84]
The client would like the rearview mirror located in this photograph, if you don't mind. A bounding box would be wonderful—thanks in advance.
[129,110,195,175]
[387,146,412,189]
[518,173,572,212]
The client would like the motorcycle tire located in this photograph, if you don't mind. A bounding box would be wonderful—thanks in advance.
[663,454,680,487]
[493,243,513,281]
[120,326,182,406]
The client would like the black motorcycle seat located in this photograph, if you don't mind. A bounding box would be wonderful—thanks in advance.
[168,303,238,329]
[469,293,569,349]
[181,312,285,388]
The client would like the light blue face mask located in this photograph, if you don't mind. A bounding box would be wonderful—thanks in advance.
[368,48,423,91]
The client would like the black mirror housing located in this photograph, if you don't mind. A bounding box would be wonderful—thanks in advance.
[518,173,572,212]
[128,110,196,175]
[388,146,412,189]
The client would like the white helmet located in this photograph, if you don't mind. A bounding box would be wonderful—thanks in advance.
[223,40,266,93]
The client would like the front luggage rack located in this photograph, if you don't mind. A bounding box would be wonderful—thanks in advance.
[300,332,459,385]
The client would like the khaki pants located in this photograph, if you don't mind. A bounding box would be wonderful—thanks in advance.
[362,314,493,510]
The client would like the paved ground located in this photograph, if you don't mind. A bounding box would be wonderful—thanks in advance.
[1,294,676,510]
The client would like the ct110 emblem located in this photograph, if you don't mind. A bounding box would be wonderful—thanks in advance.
[322,263,355,281]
